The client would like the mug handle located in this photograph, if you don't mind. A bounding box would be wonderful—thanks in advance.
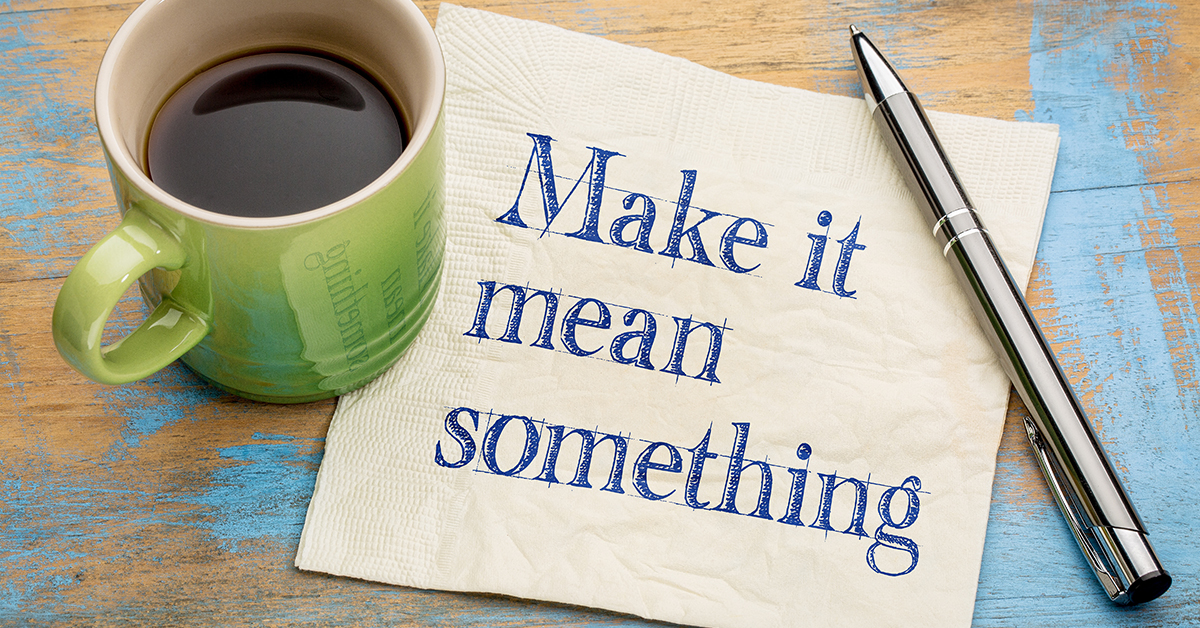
[52,208,209,384]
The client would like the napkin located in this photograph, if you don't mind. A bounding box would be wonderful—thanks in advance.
[296,5,1060,627]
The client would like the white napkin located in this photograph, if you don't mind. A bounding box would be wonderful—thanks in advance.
[296,5,1060,627]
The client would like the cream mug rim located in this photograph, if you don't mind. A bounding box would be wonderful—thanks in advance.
[93,0,445,230]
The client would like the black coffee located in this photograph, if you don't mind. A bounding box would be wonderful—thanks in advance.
[147,52,405,218]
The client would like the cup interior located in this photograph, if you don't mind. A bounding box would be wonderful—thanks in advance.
[95,0,444,226]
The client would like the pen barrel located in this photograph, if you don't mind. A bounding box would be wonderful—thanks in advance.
[873,92,1171,604]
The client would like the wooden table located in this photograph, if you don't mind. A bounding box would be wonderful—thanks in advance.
[3,1,1196,625]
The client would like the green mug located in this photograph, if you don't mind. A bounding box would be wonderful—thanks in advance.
[52,0,445,403]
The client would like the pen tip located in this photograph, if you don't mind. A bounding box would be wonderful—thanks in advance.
[849,24,861,35]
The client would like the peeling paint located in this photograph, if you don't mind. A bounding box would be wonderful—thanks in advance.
[0,10,111,279]
[188,432,324,552]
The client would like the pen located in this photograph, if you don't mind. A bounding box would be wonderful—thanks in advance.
[849,27,1171,605]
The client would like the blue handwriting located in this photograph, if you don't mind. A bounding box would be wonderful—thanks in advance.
[435,407,923,576]
[496,133,867,297]
[464,281,726,384]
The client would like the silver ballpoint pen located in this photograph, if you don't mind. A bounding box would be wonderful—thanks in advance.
[850,27,1171,605]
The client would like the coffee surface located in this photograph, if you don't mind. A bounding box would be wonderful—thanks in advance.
[148,52,405,218]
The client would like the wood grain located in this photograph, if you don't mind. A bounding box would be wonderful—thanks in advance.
[1,0,1196,626]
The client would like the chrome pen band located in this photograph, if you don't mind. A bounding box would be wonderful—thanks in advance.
[931,207,989,256]
[941,227,987,257]
[931,207,975,236]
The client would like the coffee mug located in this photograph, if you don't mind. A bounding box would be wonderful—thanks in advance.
[51,0,445,403]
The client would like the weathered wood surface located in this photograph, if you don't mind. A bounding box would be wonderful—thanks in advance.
[2,0,1196,625]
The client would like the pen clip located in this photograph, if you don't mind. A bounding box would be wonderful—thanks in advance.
[1021,418,1124,600]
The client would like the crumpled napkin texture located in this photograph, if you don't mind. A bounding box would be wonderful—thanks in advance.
[296,5,1060,627]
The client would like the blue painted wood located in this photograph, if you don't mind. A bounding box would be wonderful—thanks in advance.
[0,5,116,282]
[975,1,1198,625]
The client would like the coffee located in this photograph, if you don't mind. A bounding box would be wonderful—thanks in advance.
[147,52,405,218]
